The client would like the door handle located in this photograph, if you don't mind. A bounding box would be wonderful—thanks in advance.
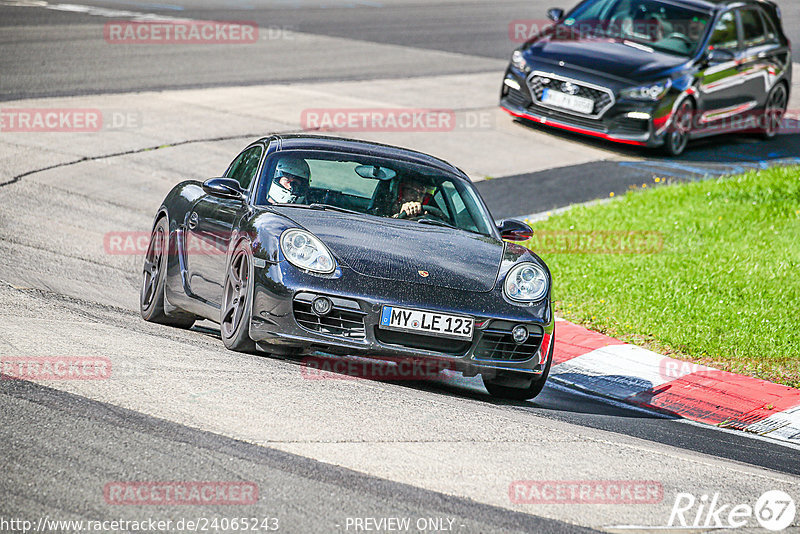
[188,212,199,230]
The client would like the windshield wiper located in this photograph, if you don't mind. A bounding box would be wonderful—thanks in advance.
[278,203,362,215]
[308,203,362,215]
[416,218,459,230]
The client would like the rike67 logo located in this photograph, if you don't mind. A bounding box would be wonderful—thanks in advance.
[669,490,796,531]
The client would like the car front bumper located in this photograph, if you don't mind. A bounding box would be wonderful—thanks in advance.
[500,67,676,148]
[248,261,554,377]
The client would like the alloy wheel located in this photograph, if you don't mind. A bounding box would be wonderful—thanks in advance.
[221,248,250,339]
[141,225,165,309]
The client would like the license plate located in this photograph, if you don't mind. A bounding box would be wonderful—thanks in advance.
[542,88,595,115]
[380,306,474,340]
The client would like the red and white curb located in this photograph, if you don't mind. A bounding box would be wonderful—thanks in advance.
[551,318,800,445]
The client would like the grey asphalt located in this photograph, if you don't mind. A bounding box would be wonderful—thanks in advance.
[0,378,595,534]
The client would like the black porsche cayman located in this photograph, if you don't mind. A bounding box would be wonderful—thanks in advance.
[140,135,554,400]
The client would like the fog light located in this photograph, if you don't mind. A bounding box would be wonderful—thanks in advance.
[504,77,521,91]
[312,297,333,316]
[512,325,529,344]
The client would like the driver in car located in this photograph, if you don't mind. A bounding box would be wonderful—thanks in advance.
[267,157,310,204]
[391,178,430,218]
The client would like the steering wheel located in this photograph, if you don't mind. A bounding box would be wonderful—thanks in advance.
[397,205,447,220]
[664,32,693,45]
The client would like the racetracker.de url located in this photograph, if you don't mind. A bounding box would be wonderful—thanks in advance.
[0,516,279,533]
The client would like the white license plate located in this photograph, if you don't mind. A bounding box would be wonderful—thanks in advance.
[542,88,595,115]
[380,306,474,340]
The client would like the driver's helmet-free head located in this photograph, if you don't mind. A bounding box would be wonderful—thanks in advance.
[268,157,310,204]
[397,177,430,203]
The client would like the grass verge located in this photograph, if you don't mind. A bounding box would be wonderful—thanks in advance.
[522,165,800,388]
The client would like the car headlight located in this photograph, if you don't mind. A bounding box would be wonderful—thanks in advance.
[620,79,672,101]
[504,262,548,302]
[511,49,530,73]
[280,229,336,274]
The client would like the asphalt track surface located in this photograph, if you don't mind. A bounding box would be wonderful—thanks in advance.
[1,1,800,532]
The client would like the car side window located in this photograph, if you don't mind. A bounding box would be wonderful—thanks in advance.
[708,11,738,50]
[442,182,479,233]
[758,10,780,45]
[739,9,768,48]
[225,146,263,190]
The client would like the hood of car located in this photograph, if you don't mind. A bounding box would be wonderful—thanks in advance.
[276,208,503,292]
[524,37,687,81]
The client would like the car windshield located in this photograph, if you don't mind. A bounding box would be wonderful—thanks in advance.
[559,0,712,57]
[255,150,496,237]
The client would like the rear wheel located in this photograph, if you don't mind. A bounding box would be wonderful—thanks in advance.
[663,98,694,157]
[221,242,256,352]
[761,83,787,140]
[140,217,195,328]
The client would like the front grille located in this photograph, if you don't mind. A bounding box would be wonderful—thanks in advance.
[374,327,470,355]
[293,294,366,340]
[525,104,608,131]
[527,74,614,118]
[474,326,544,362]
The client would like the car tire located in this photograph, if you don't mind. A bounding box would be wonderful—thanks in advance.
[662,98,694,157]
[761,83,788,140]
[482,337,553,401]
[221,240,256,353]
[140,217,195,328]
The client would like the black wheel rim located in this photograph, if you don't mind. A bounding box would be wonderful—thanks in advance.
[141,226,165,309]
[670,101,692,154]
[765,85,787,137]
[221,249,249,338]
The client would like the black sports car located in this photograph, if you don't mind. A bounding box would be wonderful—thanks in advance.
[140,135,554,400]
[501,0,791,155]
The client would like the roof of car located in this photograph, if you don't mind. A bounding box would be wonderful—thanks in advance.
[663,0,774,9]
[258,134,468,180]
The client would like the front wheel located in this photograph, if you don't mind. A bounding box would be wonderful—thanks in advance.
[761,83,787,140]
[140,217,195,328]
[221,241,256,352]
[662,98,694,157]
[482,341,553,401]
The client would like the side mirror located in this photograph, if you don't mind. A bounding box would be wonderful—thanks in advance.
[706,47,736,64]
[498,219,533,242]
[547,8,565,22]
[202,177,247,201]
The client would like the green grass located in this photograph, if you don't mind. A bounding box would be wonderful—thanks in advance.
[522,165,800,388]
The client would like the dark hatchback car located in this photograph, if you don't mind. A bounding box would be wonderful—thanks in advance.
[500,0,791,155]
